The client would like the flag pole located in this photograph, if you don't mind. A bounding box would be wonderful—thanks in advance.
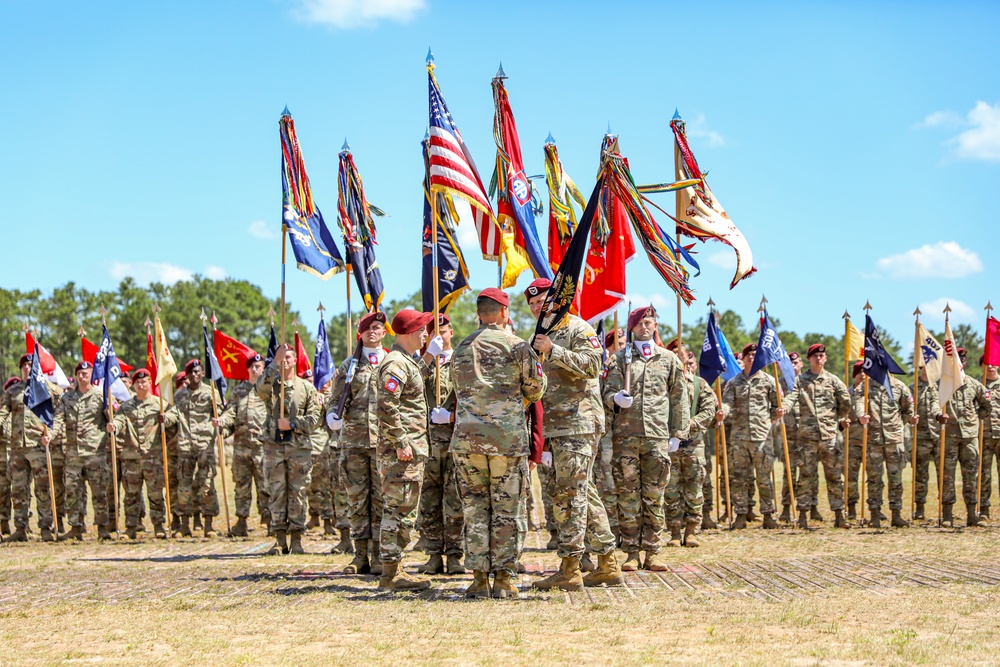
[842,311,853,512]
[706,298,721,521]
[912,307,921,518]
[938,304,952,527]
[859,301,873,526]
[99,305,121,537]
[759,296,796,521]
[150,308,172,537]
[205,310,232,536]
[432,195,443,405]
[674,127,683,348]
[30,322,59,535]
[978,301,992,516]
[280,225,288,423]
[345,264,353,357]
[715,378,733,526]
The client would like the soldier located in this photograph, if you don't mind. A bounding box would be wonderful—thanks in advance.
[936,348,991,527]
[597,328,625,542]
[978,358,999,519]
[717,344,783,529]
[0,376,15,536]
[777,351,804,523]
[174,359,222,538]
[110,368,174,539]
[526,279,624,590]
[665,350,716,546]
[217,354,270,537]
[326,425,353,553]
[49,361,111,541]
[449,289,546,597]
[603,305,690,568]
[1,354,63,541]
[375,309,435,591]
[254,343,321,554]
[327,312,389,574]
[302,369,334,533]
[783,344,852,529]
[166,371,187,533]
[912,365,940,520]
[416,313,466,576]
[844,364,866,520]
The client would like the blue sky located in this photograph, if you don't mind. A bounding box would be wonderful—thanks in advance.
[2,0,998,350]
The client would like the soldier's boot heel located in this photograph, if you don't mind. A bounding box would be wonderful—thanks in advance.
[620,552,640,572]
[266,530,287,556]
[834,510,851,529]
[810,507,825,522]
[492,571,519,598]
[847,502,857,521]
[912,503,925,520]
[192,513,203,531]
[380,562,431,592]
[545,530,559,550]
[343,540,370,574]
[153,522,167,539]
[369,541,383,575]
[40,527,55,542]
[533,556,584,592]
[579,552,596,573]
[683,519,701,547]
[701,513,718,530]
[778,506,791,523]
[125,526,138,540]
[942,504,954,527]
[289,531,305,554]
[229,517,248,537]
[585,553,625,587]
[666,523,683,547]
[797,510,810,530]
[58,525,82,542]
[465,571,492,598]
[762,513,778,530]
[446,554,467,575]
[417,554,444,574]
[179,515,193,538]
[731,514,748,530]
[891,509,909,528]
[966,502,982,527]
[323,519,336,536]
[868,508,881,529]
[203,517,217,538]
[98,524,114,541]
[330,528,353,554]
[306,514,320,531]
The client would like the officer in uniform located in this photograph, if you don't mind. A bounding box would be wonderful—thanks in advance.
[912,364,940,520]
[166,371,186,533]
[978,357,999,519]
[174,360,223,537]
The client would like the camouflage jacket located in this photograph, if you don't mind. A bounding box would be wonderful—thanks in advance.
[174,382,222,453]
[424,350,456,446]
[721,370,779,443]
[309,387,331,455]
[218,380,267,451]
[326,349,384,449]
[846,381,866,447]
[52,387,108,456]
[253,360,321,449]
[687,373,718,442]
[376,345,430,457]
[913,378,941,441]
[114,394,177,459]
[783,369,851,441]
[0,377,61,451]
[603,342,690,440]
[541,315,604,438]
[780,374,801,444]
[944,377,991,439]
[451,324,547,458]
[984,376,1000,438]
[851,375,914,446]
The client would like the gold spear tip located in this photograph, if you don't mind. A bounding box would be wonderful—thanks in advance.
[144,317,151,329]
[317,301,325,313]
[757,294,767,313]
[267,305,276,320]
[913,307,922,316]
[842,310,851,320]
[152,302,161,313]
[22,319,29,332]
[986,301,994,312]
[199,308,208,323]
[706,297,715,308]
[863,300,872,311]
[943,302,952,313]
[78,324,86,337]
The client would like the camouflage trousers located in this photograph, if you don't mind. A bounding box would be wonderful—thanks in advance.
[536,460,558,531]
[232,444,269,520]
[665,440,706,523]
[797,437,845,511]
[178,447,220,517]
[264,443,313,533]
[340,448,383,541]
[779,441,807,509]
[844,441,864,506]
[377,450,424,564]
[10,447,59,530]
[866,442,905,510]
[612,435,671,554]
[417,435,464,556]
[64,451,110,529]
[913,435,939,505]
[107,449,127,524]
[307,450,333,520]
[51,448,66,521]
[729,438,775,515]
[167,452,180,517]
[327,447,350,529]
[550,434,615,559]
[122,454,166,527]
[453,453,527,575]
[594,434,618,531]
[0,449,10,521]
[703,431,716,513]
[979,436,1000,509]
[942,433,978,506]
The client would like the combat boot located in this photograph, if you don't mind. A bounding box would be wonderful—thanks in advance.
[810,507,825,522]
[323,518,336,536]
[378,562,431,592]
[732,513,747,530]
[170,514,180,534]
[779,505,791,523]
[98,524,114,541]
[942,504,954,527]
[745,508,758,523]
[683,519,701,547]
[8,527,27,542]
[417,554,444,574]
[125,526,138,540]
[306,513,320,530]
[966,502,982,527]
[178,515,192,538]
[834,509,851,529]
[762,513,778,530]
[891,509,909,528]
[153,522,167,539]
[0,519,9,535]
[666,522,683,547]
[203,516,217,537]
[229,517,248,537]
[192,513,203,531]
[266,530,288,555]
[584,552,625,587]
[913,503,925,520]
[370,540,383,575]
[620,552,640,571]
[343,539,370,574]
[545,529,559,550]
[58,525,83,542]
[868,509,881,529]
[465,571,492,598]
[330,528,353,554]
[580,552,596,573]
[57,515,65,534]
[492,570,519,598]
[446,554,466,574]
[412,535,430,552]
[797,509,809,530]
[981,507,991,520]
[289,531,305,554]
[643,552,669,571]
[261,511,272,529]
[533,556,584,591]
[847,502,857,521]
[40,527,55,542]
[701,513,717,530]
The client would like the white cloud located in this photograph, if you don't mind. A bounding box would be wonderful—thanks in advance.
[291,0,427,29]
[875,241,982,279]
[915,110,962,129]
[247,220,278,240]
[110,261,193,285]
[918,298,977,324]
[204,265,227,280]
[707,250,736,271]
[686,114,725,148]
[951,101,1000,161]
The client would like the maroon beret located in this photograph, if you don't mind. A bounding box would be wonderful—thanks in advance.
[627,305,657,332]
[358,311,388,334]
[604,328,625,349]
[131,368,151,381]
[18,354,32,368]
[957,347,968,360]
[788,351,800,362]
[174,371,188,388]
[853,360,864,377]
[246,353,263,368]
[184,359,202,373]
[807,344,826,358]
[523,278,552,300]
[479,287,510,307]
[391,309,434,335]
[74,361,93,373]
[742,343,758,357]
[427,313,451,331]
[4,376,20,391]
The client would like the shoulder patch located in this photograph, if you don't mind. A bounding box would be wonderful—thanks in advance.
[384,374,402,394]
[588,336,601,349]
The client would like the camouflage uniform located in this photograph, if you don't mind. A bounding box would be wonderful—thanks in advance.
[853,376,913,511]
[665,373,715,523]
[375,344,430,564]
[0,405,10,525]
[544,315,618,559]
[978,376,1000,511]
[307,394,333,522]
[597,371,619,534]
[418,351,464,558]
[326,431,350,530]
[52,386,110,531]
[218,380,270,521]
[536,457,557,531]
[174,382,222,518]
[165,420,181,521]
[114,394,176,527]
[784,369,851,511]
[702,424,716,519]
[721,370,780,516]
[254,361,320,533]
[845,380,866,508]
[451,324,546,574]
[603,341,690,553]
[912,379,941,506]
[941,377,991,507]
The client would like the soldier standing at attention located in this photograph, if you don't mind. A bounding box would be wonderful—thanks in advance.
[174,360,222,537]
[375,309,435,591]
[778,351,804,523]
[525,278,624,590]
[166,371,187,534]
[303,369,334,534]
[0,376,16,536]
[911,365,940,520]
[844,364,866,521]
[783,344,852,529]
[977,358,999,519]
[450,289,547,598]
[254,343,321,554]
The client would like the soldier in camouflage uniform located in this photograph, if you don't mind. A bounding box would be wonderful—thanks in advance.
[912,366,940,520]
[536,451,559,548]
[254,344,321,554]
[326,311,389,574]
[0,376,19,535]
[936,348,991,527]
[217,354,270,537]
[375,309,435,592]
[783,344,852,529]
[1,355,63,542]
[110,368,174,539]
[303,369,334,533]
[326,430,353,552]
[598,328,625,541]
[416,314,466,576]
[174,359,222,537]
[603,306,690,569]
[450,289,547,598]
[718,344,782,530]
[526,279,624,591]
[166,371,186,533]
[978,358,999,519]
[844,366,866,520]
[778,351,804,523]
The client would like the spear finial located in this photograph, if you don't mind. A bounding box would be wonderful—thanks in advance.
[99,304,108,325]
[545,131,555,144]
[425,47,434,65]
[607,121,612,135]
[317,301,326,315]
[293,315,300,330]
[23,319,29,333]
[863,300,873,312]
[267,305,276,325]
[987,301,994,316]
[210,311,218,328]
[842,310,851,321]
[144,317,151,331]
[281,105,291,118]
[757,294,768,313]
[707,296,716,311]
[672,108,682,121]
[913,306,921,318]
[943,302,952,313]
[199,308,208,326]
[342,138,351,152]
[495,62,506,79]
[153,302,161,314]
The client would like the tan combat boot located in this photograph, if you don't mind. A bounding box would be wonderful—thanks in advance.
[869,508,882,529]
[230,517,248,537]
[913,503,925,520]
[810,507,825,522]
[417,554,444,574]
[153,522,167,539]
[643,552,669,571]
[967,502,982,527]
[762,513,778,530]
[289,531,305,554]
[732,513,748,530]
[331,528,354,554]
[8,527,27,542]
[40,527,55,542]
[465,571,491,598]
[745,508,758,523]
[620,552,640,572]
[666,522,683,547]
[323,519,336,536]
[891,509,909,528]
[683,519,701,547]
[203,516,217,538]
[125,526,138,540]
[533,556,584,591]
[834,509,851,529]
[446,554,467,575]
[847,502,857,521]
[492,571,519,598]
[58,525,83,542]
[369,540,383,575]
[779,505,791,523]
[266,530,288,555]
[797,509,810,530]
[580,552,596,573]
[343,539,370,574]
[701,513,718,530]
[170,514,180,534]
[379,562,431,591]
[584,552,626,586]
[179,515,192,538]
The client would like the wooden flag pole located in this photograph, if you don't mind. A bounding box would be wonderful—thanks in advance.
[938,304,952,527]
[205,310,232,535]
[859,301,873,526]
[150,309,172,537]
[28,320,59,532]
[977,301,992,515]
[842,311,852,511]
[706,297,721,521]
[345,265,353,357]
[715,378,733,526]
[911,307,921,518]
[100,305,121,537]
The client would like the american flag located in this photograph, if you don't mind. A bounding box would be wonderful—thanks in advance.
[427,66,501,261]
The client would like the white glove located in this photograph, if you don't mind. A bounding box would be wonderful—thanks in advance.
[326,413,344,431]
[430,407,452,424]
[668,437,680,453]
[613,390,633,409]
[541,451,553,467]
[426,335,445,357]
